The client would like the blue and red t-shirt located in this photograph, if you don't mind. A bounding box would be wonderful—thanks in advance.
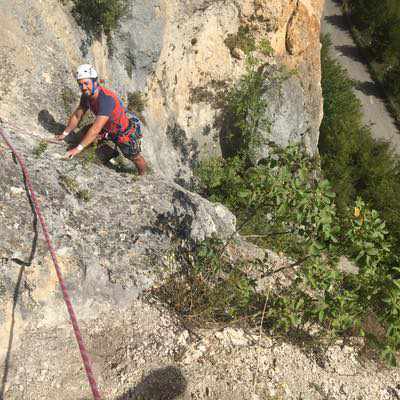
[80,86,130,139]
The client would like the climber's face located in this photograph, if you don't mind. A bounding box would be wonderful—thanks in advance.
[78,79,94,96]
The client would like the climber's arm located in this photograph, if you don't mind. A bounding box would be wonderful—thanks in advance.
[64,115,109,159]
[55,106,86,140]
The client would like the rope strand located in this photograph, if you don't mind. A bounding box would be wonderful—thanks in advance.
[0,128,102,400]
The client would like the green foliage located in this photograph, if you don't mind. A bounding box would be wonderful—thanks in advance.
[127,91,147,123]
[80,143,98,168]
[197,146,335,259]
[59,175,91,202]
[221,54,270,162]
[319,34,365,209]
[33,140,48,158]
[71,0,127,37]
[347,0,400,120]
[224,25,256,55]
[127,91,145,113]
[157,45,400,365]
[195,156,247,209]
[259,38,274,57]
[219,48,295,164]
[195,145,400,364]
[76,188,91,202]
[319,34,400,258]
[154,237,259,323]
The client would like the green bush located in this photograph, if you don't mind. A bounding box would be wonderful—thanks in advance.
[71,0,127,37]
[171,144,400,365]
[127,91,147,122]
[157,47,400,364]
[259,38,274,57]
[59,175,91,202]
[319,34,400,258]
[33,140,48,158]
[347,0,400,119]
[155,237,259,323]
[224,25,256,55]
[219,54,269,162]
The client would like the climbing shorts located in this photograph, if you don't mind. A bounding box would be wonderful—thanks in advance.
[112,112,143,158]
[116,135,142,158]
[98,112,143,159]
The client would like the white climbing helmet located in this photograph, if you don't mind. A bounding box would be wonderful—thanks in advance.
[76,64,98,80]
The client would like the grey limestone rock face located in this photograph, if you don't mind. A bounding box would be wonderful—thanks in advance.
[253,64,313,162]
[107,0,165,91]
[0,123,236,370]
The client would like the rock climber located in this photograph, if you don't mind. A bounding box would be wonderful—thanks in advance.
[56,64,147,175]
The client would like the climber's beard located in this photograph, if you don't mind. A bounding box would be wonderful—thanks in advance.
[81,88,91,97]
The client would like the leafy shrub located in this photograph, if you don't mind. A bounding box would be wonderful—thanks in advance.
[33,140,48,158]
[127,91,146,120]
[166,144,400,364]
[71,0,127,37]
[165,46,400,364]
[319,34,400,259]
[224,25,256,55]
[346,0,400,120]
[220,54,269,162]
[259,38,274,57]
[121,91,147,125]
[59,175,91,201]
[195,147,400,363]
[155,237,260,323]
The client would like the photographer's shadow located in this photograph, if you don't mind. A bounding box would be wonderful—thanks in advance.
[116,366,187,400]
[79,366,187,400]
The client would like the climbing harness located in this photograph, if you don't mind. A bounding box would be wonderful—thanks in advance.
[113,110,143,144]
[0,127,102,400]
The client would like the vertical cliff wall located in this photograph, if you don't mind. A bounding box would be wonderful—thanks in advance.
[0,0,324,179]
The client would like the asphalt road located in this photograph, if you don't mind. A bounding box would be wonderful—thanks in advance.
[322,0,400,153]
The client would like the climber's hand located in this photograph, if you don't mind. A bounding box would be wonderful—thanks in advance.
[64,146,82,160]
